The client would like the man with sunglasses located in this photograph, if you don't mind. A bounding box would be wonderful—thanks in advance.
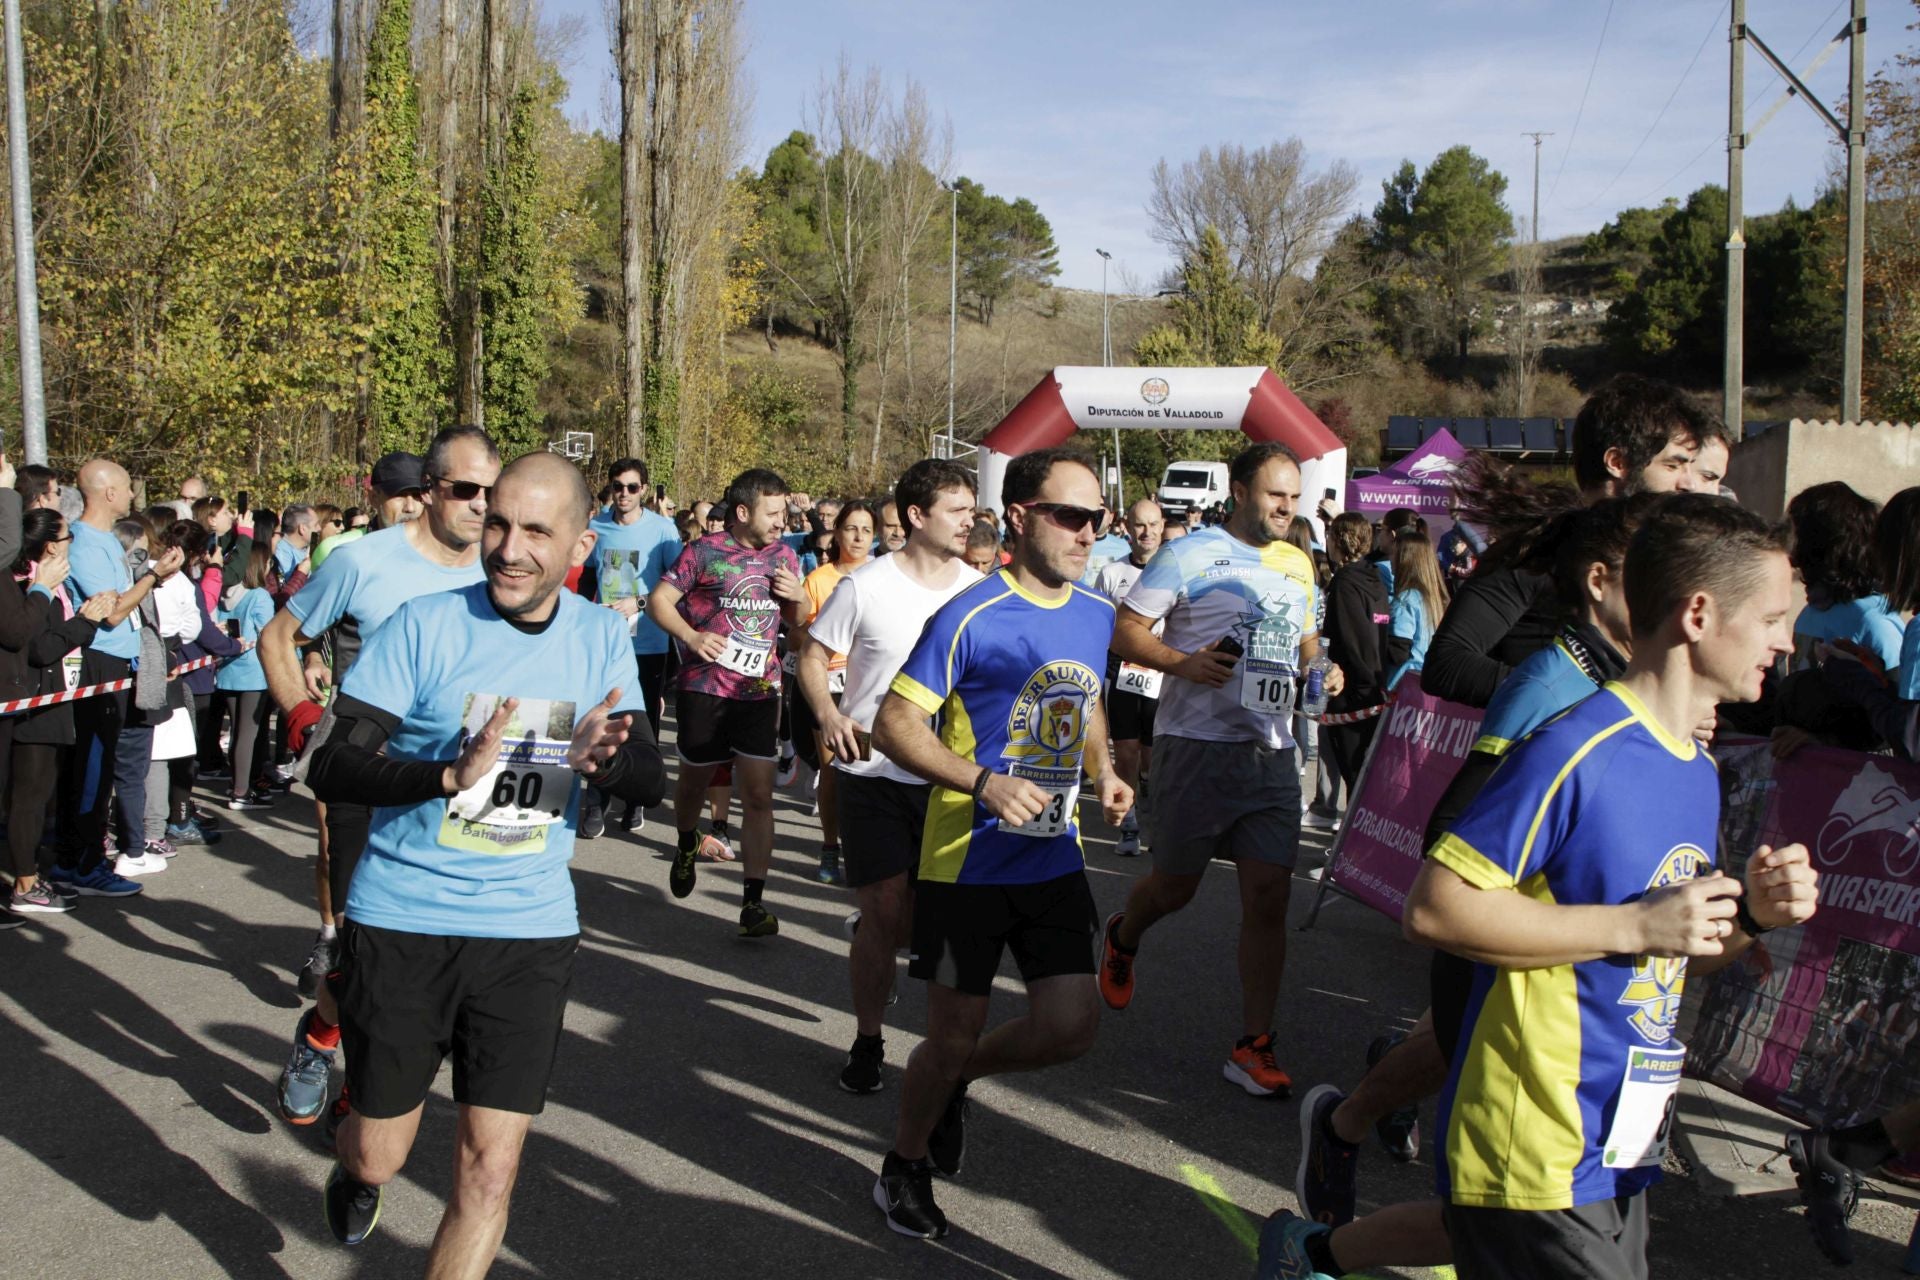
[576,457,680,839]
[1098,441,1342,1099]
[262,426,500,1133]
[867,447,1132,1239]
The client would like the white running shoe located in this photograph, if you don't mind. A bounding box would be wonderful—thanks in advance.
[114,850,169,877]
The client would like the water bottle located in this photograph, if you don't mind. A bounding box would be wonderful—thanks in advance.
[1301,655,1331,717]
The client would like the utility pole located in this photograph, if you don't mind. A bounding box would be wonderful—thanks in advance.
[946,180,958,453]
[1096,248,1119,508]
[1725,0,1746,440]
[1521,131,1553,243]
[5,0,47,464]
[1842,0,1867,422]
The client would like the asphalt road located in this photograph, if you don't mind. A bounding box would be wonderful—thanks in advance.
[0,751,1914,1279]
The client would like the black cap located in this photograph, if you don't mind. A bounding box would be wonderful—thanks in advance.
[369,452,425,496]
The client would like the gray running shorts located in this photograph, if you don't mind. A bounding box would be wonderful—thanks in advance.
[1445,1194,1649,1280]
[1147,735,1301,876]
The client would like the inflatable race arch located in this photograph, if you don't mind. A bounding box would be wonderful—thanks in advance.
[974,366,1348,515]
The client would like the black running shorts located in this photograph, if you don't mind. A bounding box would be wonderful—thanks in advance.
[1445,1194,1649,1280]
[675,690,779,766]
[838,771,928,888]
[908,870,1098,998]
[1106,687,1158,744]
[331,921,578,1119]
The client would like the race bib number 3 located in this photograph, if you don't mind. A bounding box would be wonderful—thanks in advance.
[1239,658,1296,717]
[1601,1045,1685,1169]
[62,652,82,693]
[439,694,577,857]
[1001,764,1080,839]
[1116,662,1162,700]
[716,634,771,678]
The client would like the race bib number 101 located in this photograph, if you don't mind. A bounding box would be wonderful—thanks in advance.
[1239,658,1296,717]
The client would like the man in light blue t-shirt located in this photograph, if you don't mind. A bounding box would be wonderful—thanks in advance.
[304,452,663,1265]
[54,458,187,898]
[575,455,680,837]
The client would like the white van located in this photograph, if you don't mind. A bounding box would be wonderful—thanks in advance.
[1157,460,1228,521]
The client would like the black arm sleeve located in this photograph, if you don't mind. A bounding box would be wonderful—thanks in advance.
[307,694,453,807]
[581,710,667,808]
[1421,567,1536,708]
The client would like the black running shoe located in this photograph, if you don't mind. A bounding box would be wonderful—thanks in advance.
[322,1162,382,1246]
[320,1085,352,1152]
[1295,1083,1358,1227]
[669,841,698,899]
[928,1080,969,1178]
[579,801,606,841]
[296,931,341,1000]
[873,1151,947,1239]
[738,901,779,938]
[1787,1127,1861,1265]
[617,805,639,834]
[1366,1032,1420,1162]
[840,1034,884,1094]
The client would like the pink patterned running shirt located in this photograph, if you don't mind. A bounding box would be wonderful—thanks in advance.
[662,532,801,701]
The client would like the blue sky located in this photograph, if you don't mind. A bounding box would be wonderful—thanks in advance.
[546,0,1882,292]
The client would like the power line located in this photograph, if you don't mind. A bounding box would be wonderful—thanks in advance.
[1543,0,1616,209]
[1571,2,1727,212]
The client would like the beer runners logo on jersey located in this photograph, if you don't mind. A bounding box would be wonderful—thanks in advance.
[1618,843,1713,1043]
[1005,661,1099,768]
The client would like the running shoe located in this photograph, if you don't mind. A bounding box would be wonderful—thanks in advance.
[579,802,606,841]
[1294,1084,1358,1227]
[842,908,862,940]
[1098,911,1136,1011]
[45,876,79,900]
[322,1161,382,1246]
[191,806,222,829]
[817,847,844,884]
[873,1151,947,1239]
[165,819,221,846]
[1225,1032,1293,1097]
[669,841,699,899]
[143,837,178,860]
[48,863,143,898]
[738,902,779,938]
[699,831,735,862]
[278,1009,337,1125]
[1255,1209,1335,1280]
[228,790,275,811]
[840,1033,885,1094]
[296,930,341,1000]
[1787,1127,1861,1265]
[0,915,19,931]
[1301,808,1338,832]
[8,880,72,914]
[617,804,641,835]
[112,850,168,878]
[775,753,800,788]
[1115,811,1141,857]
[928,1080,969,1178]
[1366,1033,1420,1162]
[320,1085,352,1152]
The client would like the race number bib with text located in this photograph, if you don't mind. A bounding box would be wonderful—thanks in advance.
[439,694,577,857]
[1001,763,1080,839]
[1116,662,1163,700]
[717,634,771,678]
[1239,658,1296,717]
[1601,1045,1685,1169]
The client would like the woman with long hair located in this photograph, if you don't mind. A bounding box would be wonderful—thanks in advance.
[2,509,114,914]
[795,500,876,884]
[216,541,279,810]
[1387,531,1450,690]
[1318,512,1390,823]
[1786,481,1903,672]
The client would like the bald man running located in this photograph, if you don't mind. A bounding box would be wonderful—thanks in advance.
[53,459,186,897]
[304,453,664,1267]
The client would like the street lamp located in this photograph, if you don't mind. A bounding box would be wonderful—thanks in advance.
[1095,248,1118,507]
[945,179,959,455]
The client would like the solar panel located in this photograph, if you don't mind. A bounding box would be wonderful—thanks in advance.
[1522,417,1559,452]
[1489,418,1525,450]
[1451,418,1490,449]
[1387,415,1422,450]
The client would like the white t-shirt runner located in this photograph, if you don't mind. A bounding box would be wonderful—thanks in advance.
[805,554,981,786]
[1096,554,1164,700]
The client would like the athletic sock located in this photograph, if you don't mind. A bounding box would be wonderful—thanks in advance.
[306,1012,341,1052]
[1304,1229,1346,1277]
[1106,914,1137,956]
[712,821,730,842]
[854,1031,882,1050]
[677,828,698,854]
[319,922,337,941]
[743,877,766,906]
[1832,1118,1898,1170]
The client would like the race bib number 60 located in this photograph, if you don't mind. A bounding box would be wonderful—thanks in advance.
[440,694,577,857]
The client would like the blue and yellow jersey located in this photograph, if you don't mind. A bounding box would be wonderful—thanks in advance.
[1471,639,1602,757]
[1431,683,1719,1211]
[890,569,1115,885]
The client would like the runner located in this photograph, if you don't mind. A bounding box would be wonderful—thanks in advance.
[1097,442,1340,1096]
[647,468,807,937]
[796,460,979,1094]
[576,456,681,838]
[1270,496,1819,1280]
[792,499,877,884]
[868,447,1130,1239]
[261,429,499,1128]
[1092,498,1165,857]
[304,452,662,1263]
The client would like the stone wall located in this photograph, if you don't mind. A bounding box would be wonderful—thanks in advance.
[1725,419,1920,520]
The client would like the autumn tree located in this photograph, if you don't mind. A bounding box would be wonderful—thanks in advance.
[1371,145,1514,365]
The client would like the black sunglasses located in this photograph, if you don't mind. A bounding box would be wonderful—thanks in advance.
[1018,502,1109,534]
[612,482,645,494]
[429,477,492,502]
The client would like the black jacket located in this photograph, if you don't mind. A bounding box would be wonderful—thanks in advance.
[0,577,100,745]
[1326,561,1391,713]
[1420,565,1559,709]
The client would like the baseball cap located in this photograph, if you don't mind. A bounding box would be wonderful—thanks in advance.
[369,451,425,496]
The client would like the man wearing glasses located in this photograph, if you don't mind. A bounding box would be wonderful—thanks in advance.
[261,426,501,1135]
[1097,441,1342,1099]
[866,447,1132,1239]
[576,457,680,838]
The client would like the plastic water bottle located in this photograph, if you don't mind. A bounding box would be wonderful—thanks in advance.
[1301,655,1331,717]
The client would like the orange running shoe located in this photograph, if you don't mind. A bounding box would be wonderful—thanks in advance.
[1225,1032,1293,1097]
[1098,912,1136,1011]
